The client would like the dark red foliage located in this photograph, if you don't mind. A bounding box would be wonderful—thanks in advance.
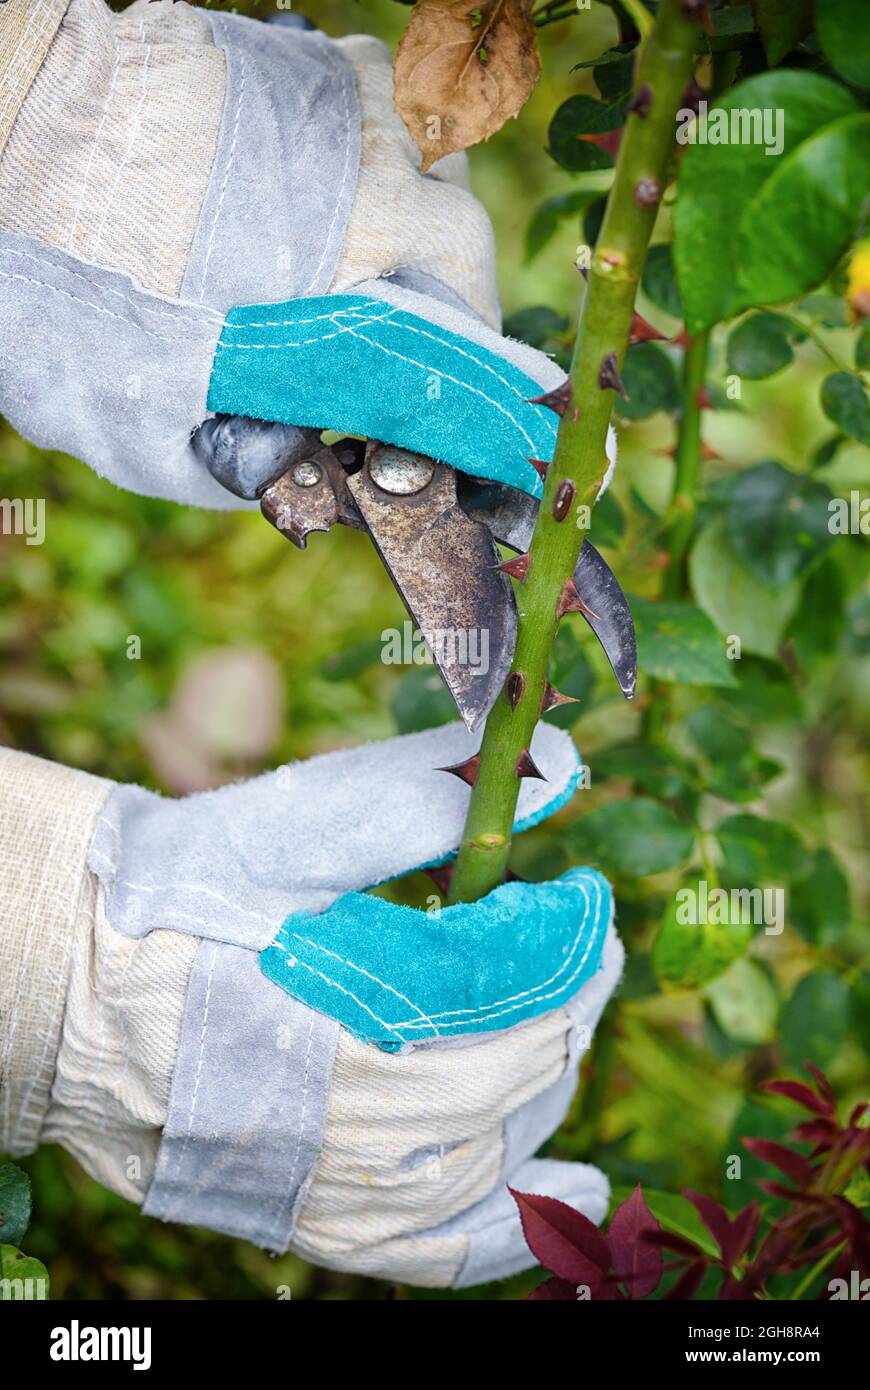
[522,1065,870,1301]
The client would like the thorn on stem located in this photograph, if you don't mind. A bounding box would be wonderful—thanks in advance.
[436,753,480,787]
[681,0,713,32]
[598,351,629,399]
[515,749,547,781]
[529,379,573,418]
[552,480,575,522]
[541,682,579,714]
[498,551,531,581]
[682,77,705,115]
[506,671,526,709]
[629,312,667,344]
[633,179,662,208]
[528,457,550,482]
[557,576,600,622]
[627,84,653,118]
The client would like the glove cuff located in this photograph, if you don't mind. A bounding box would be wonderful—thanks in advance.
[0,0,67,160]
[0,747,110,1155]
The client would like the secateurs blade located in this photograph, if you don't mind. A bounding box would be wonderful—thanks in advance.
[255,435,636,732]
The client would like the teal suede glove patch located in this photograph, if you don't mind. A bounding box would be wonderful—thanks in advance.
[259,868,612,1051]
[207,295,560,498]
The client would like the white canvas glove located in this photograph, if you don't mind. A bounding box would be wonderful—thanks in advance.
[0,724,622,1288]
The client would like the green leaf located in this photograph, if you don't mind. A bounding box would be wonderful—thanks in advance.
[789,848,851,946]
[716,812,804,884]
[821,371,870,446]
[571,44,637,75]
[707,4,757,42]
[0,1245,49,1299]
[594,741,695,802]
[797,293,850,329]
[653,886,753,992]
[502,305,569,348]
[752,0,813,66]
[609,1185,719,1260]
[588,489,625,549]
[641,243,684,319]
[780,972,849,1069]
[320,637,383,683]
[391,668,455,734]
[686,705,746,764]
[726,312,795,378]
[736,114,870,313]
[727,460,834,588]
[615,343,679,420]
[856,324,870,370]
[787,554,845,666]
[673,73,860,331]
[845,591,870,654]
[817,0,870,89]
[593,49,635,102]
[726,655,802,723]
[565,797,694,877]
[524,193,596,263]
[632,596,737,688]
[690,518,801,658]
[850,973,870,1055]
[0,1164,30,1249]
[548,94,622,172]
[705,958,778,1045]
[811,433,846,469]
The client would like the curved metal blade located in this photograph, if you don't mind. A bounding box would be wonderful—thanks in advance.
[458,474,636,699]
[346,448,517,733]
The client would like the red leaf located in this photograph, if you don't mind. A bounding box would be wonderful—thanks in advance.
[742,1138,814,1188]
[608,1185,664,1298]
[684,1190,733,1263]
[728,1202,761,1264]
[665,1261,707,1300]
[644,1229,704,1259]
[509,1188,610,1285]
[791,1118,838,1148]
[758,1079,833,1118]
[527,1276,578,1300]
[757,1180,818,1202]
[804,1062,836,1110]
[848,1102,869,1127]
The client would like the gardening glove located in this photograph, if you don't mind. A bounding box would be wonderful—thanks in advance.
[0,722,623,1289]
[0,0,611,514]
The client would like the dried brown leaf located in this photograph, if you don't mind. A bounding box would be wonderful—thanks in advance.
[394,0,541,172]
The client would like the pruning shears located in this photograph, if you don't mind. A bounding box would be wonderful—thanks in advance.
[193,417,636,732]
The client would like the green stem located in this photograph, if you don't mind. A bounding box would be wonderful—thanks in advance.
[448,0,701,905]
[664,328,709,599]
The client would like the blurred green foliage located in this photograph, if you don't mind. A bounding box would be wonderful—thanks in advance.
[3,0,869,1301]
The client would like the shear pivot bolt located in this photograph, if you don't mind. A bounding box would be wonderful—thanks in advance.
[292,460,323,487]
[369,449,435,496]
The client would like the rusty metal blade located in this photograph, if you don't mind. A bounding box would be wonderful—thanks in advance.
[457,475,636,699]
[346,447,517,732]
